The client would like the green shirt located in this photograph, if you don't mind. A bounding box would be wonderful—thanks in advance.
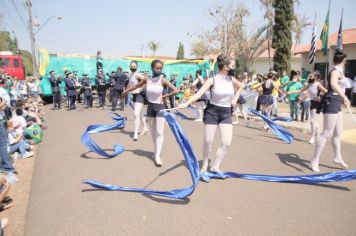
[280,75,289,87]
[286,82,304,101]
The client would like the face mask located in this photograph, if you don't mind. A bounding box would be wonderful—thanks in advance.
[153,70,162,77]
[130,68,137,72]
[228,68,235,76]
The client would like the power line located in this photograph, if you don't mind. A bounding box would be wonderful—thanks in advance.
[10,0,27,28]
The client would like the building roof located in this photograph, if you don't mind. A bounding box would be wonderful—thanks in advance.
[295,28,356,54]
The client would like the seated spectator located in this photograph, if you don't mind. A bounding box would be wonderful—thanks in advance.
[7,120,33,159]
[0,176,12,212]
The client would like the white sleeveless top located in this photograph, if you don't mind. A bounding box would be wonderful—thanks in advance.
[308,82,320,100]
[128,72,142,94]
[146,76,163,104]
[209,74,234,107]
[333,66,347,93]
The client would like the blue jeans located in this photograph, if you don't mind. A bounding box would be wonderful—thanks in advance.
[98,92,106,107]
[0,122,15,173]
[289,100,300,120]
[9,140,30,156]
[301,100,311,121]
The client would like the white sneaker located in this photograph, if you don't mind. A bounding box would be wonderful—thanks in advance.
[154,156,162,167]
[133,134,138,141]
[195,119,203,122]
[140,128,148,136]
[310,159,320,172]
[308,138,315,144]
[333,159,349,169]
[22,152,34,159]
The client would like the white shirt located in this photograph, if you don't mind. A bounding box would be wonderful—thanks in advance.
[128,72,142,94]
[353,80,356,93]
[146,76,163,104]
[0,87,10,106]
[8,129,21,145]
[345,77,353,89]
[209,74,234,107]
[11,116,27,132]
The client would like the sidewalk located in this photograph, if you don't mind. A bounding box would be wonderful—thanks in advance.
[245,103,356,145]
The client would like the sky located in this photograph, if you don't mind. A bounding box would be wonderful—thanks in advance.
[1,0,356,58]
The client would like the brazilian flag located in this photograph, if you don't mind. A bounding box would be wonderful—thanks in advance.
[25,123,44,144]
[320,9,330,57]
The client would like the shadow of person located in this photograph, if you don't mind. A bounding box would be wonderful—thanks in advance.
[276,153,344,173]
[125,149,155,161]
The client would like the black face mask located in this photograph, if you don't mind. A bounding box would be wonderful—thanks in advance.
[130,68,137,72]
[228,68,235,76]
[153,70,162,77]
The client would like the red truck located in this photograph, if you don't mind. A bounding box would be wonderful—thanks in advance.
[0,52,26,80]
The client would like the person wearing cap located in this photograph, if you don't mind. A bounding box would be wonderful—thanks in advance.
[107,66,127,111]
[95,69,108,109]
[49,70,62,110]
[64,71,77,110]
[81,74,93,109]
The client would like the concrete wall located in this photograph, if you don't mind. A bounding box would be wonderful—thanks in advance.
[251,57,301,74]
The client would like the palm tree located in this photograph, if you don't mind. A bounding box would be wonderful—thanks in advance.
[259,0,274,68]
[293,14,311,51]
[147,41,159,56]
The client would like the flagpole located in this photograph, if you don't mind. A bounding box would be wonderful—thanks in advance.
[325,0,331,79]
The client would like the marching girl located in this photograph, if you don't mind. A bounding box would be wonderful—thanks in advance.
[192,70,208,122]
[126,61,148,141]
[179,54,242,173]
[287,71,327,144]
[310,50,351,172]
[123,60,178,166]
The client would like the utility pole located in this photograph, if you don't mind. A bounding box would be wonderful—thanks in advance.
[26,0,38,80]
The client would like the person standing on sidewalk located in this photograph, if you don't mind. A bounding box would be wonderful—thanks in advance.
[49,71,62,110]
[107,66,127,111]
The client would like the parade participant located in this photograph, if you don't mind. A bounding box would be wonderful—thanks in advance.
[125,61,148,140]
[166,74,176,108]
[64,71,77,110]
[96,50,103,73]
[311,50,351,172]
[192,70,207,121]
[233,75,248,126]
[107,66,127,111]
[95,69,107,109]
[122,60,178,166]
[81,74,93,109]
[179,54,242,173]
[49,70,62,110]
[288,71,327,144]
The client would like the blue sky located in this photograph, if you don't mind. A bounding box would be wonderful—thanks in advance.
[1,0,355,57]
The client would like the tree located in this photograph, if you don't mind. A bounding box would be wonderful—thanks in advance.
[147,41,159,56]
[292,14,311,50]
[260,0,274,68]
[176,42,185,60]
[272,0,294,74]
[190,41,210,58]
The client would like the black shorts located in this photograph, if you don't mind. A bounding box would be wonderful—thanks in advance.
[203,102,232,125]
[322,94,342,114]
[310,100,321,110]
[146,102,167,117]
[237,95,246,104]
[132,92,147,105]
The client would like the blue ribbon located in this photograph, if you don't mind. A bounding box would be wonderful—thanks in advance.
[82,111,356,199]
[248,108,294,144]
[80,113,126,158]
[83,111,200,199]
[174,110,189,120]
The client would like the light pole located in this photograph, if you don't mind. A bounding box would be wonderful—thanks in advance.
[34,16,63,35]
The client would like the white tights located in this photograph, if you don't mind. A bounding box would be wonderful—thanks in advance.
[201,124,233,172]
[234,104,247,122]
[196,101,205,120]
[147,117,165,158]
[133,102,147,137]
[309,109,319,142]
[311,112,348,171]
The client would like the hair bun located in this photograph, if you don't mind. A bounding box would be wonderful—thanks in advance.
[217,54,225,63]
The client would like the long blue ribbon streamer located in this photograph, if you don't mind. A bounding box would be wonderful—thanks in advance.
[82,111,356,199]
[80,113,126,158]
[248,108,294,143]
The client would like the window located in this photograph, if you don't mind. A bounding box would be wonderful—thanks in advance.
[13,59,19,68]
